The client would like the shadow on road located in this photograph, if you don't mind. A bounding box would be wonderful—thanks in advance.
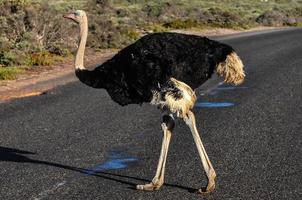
[0,146,197,193]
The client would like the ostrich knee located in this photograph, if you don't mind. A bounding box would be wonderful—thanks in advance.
[162,114,175,132]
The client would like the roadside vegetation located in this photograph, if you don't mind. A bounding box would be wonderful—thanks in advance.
[1,0,302,80]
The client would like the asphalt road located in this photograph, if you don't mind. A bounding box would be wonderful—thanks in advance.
[1,28,301,200]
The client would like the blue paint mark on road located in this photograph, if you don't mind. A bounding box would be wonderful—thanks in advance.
[84,150,138,175]
[85,158,138,175]
[195,102,235,108]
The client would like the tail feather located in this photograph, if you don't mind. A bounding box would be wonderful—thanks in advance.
[216,52,245,85]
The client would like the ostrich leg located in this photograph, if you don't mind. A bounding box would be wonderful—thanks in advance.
[136,115,174,191]
[184,110,216,194]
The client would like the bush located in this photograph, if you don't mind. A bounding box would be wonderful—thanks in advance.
[125,29,140,41]
[256,10,287,26]
[255,8,302,26]
[86,0,143,49]
[1,0,301,72]
[26,51,53,66]
[0,51,15,66]
[0,66,24,80]
[0,0,73,68]
[142,4,162,18]
[295,21,302,26]
[147,24,168,33]
[163,19,201,29]
[204,8,246,29]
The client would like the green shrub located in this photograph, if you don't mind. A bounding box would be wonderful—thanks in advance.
[0,35,13,50]
[0,0,73,68]
[1,0,302,71]
[0,0,30,8]
[48,42,71,57]
[26,51,53,66]
[125,29,140,41]
[148,24,168,33]
[295,21,302,27]
[0,66,24,80]
[163,19,201,29]
[0,51,16,66]
[143,4,162,18]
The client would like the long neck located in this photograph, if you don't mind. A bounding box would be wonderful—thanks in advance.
[74,15,104,88]
[75,16,88,70]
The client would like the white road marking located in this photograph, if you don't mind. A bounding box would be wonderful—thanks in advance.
[32,181,67,200]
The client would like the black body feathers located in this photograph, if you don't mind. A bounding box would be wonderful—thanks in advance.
[78,32,234,106]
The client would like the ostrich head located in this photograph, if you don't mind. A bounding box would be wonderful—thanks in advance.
[63,10,86,24]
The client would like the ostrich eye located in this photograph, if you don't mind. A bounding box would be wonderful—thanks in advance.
[75,11,80,16]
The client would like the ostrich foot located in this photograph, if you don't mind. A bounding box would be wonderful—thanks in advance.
[197,179,216,195]
[136,179,163,191]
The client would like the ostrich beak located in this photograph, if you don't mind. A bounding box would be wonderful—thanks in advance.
[63,13,76,21]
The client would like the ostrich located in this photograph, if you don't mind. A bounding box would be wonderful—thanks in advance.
[63,10,245,194]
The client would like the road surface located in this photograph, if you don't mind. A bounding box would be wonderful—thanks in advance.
[0,28,301,200]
